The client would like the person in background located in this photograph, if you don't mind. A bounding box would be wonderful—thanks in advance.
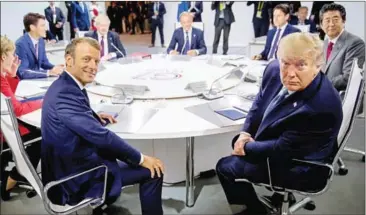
[252,4,300,61]
[85,15,127,60]
[247,1,272,38]
[71,1,91,35]
[211,1,235,55]
[0,35,42,201]
[148,1,166,48]
[167,12,206,56]
[90,1,102,31]
[44,1,65,41]
[289,6,317,33]
[188,1,203,22]
[310,1,333,39]
[136,1,148,34]
[16,13,63,79]
[107,1,121,33]
[65,1,75,39]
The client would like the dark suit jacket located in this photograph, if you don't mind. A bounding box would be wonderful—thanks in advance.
[211,1,235,26]
[71,1,90,30]
[41,72,142,205]
[260,24,301,60]
[84,31,127,58]
[242,60,342,165]
[289,17,317,33]
[188,1,203,22]
[44,6,65,30]
[148,2,166,24]
[247,1,271,24]
[65,1,73,22]
[15,34,54,79]
[310,1,333,25]
[167,27,207,55]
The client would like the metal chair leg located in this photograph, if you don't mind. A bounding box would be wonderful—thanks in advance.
[280,192,290,215]
[337,158,348,175]
[344,147,365,161]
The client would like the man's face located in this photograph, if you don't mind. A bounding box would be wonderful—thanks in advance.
[49,1,54,7]
[180,15,193,31]
[279,55,318,92]
[321,10,345,39]
[273,9,289,27]
[96,22,110,36]
[297,8,308,21]
[66,43,100,86]
[31,18,47,38]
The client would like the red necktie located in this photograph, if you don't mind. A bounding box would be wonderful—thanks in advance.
[326,42,334,61]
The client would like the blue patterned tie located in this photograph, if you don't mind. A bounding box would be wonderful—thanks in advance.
[262,88,288,120]
[183,31,190,55]
[268,28,282,59]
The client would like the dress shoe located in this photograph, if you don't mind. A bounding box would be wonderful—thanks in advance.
[148,44,155,48]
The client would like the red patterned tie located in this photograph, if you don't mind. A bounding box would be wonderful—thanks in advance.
[326,42,334,61]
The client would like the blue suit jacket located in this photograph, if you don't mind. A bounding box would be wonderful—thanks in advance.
[84,31,127,58]
[289,17,317,33]
[71,1,90,31]
[241,60,342,164]
[44,6,65,30]
[167,27,207,55]
[41,72,141,205]
[260,24,301,60]
[16,34,54,79]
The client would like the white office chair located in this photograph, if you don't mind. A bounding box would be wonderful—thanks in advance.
[174,22,204,31]
[0,93,108,215]
[234,58,365,215]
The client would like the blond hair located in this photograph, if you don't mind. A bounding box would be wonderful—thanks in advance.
[277,32,324,67]
[1,35,15,58]
[65,37,100,58]
[95,14,111,26]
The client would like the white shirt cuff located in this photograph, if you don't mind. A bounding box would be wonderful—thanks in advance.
[111,52,117,58]
[195,50,199,55]
[139,153,144,165]
[46,70,50,77]
[239,131,251,137]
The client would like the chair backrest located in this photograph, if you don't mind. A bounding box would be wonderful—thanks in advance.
[333,58,365,165]
[174,22,204,31]
[0,93,44,199]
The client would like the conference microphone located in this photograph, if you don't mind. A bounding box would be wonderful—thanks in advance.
[94,81,134,104]
[202,66,247,100]
[109,38,126,58]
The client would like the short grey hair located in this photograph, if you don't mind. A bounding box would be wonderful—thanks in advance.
[65,37,100,58]
[95,14,111,26]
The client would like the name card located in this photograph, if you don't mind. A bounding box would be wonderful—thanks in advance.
[115,84,150,95]
[185,81,208,93]
[169,55,192,61]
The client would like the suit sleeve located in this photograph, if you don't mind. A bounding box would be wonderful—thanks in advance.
[114,33,127,58]
[197,31,207,55]
[44,9,52,24]
[161,3,166,15]
[167,30,177,54]
[41,40,55,70]
[55,89,142,165]
[196,2,203,15]
[211,2,218,10]
[332,38,366,91]
[71,3,78,29]
[59,8,66,24]
[16,42,48,79]
[260,33,272,60]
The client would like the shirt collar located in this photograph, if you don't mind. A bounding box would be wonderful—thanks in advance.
[65,70,84,90]
[329,29,344,44]
[183,27,192,34]
[97,32,107,40]
[28,33,39,45]
[277,23,288,31]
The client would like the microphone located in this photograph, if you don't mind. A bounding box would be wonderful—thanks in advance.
[93,81,133,104]
[109,37,126,58]
[202,66,247,100]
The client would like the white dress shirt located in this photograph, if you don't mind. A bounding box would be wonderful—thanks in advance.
[328,29,345,45]
[51,6,57,23]
[97,32,117,59]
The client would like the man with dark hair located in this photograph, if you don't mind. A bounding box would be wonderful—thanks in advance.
[320,3,365,92]
[310,1,333,39]
[289,6,317,33]
[252,4,300,60]
[16,13,63,79]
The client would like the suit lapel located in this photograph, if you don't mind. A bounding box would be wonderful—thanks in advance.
[282,25,291,39]
[324,31,347,73]
[26,34,38,60]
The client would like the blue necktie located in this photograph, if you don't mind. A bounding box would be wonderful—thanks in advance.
[183,31,190,54]
[262,88,288,120]
[268,28,282,59]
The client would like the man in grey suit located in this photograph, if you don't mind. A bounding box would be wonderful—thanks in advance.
[211,1,235,55]
[320,3,365,92]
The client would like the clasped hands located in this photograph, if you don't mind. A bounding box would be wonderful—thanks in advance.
[232,133,254,156]
[170,50,198,56]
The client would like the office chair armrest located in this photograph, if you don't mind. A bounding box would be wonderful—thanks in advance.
[1,137,42,154]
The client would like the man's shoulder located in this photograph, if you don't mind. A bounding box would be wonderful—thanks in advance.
[84,31,96,38]
[108,31,120,39]
[343,31,365,45]
[288,24,301,33]
[192,27,203,35]
[15,34,27,45]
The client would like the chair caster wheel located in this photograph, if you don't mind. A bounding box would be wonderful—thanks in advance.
[26,190,37,198]
[338,167,348,175]
[362,155,365,162]
[304,201,316,211]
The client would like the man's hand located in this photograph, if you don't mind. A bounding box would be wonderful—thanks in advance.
[169,50,179,55]
[74,28,79,33]
[101,53,114,61]
[252,54,262,60]
[232,136,254,156]
[140,155,165,178]
[97,112,117,124]
[154,11,159,16]
[7,55,21,77]
[49,65,64,76]
[310,15,315,21]
[187,50,198,56]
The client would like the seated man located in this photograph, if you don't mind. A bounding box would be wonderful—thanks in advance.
[217,33,343,215]
[320,3,365,92]
[289,6,317,33]
[167,12,207,56]
[253,4,300,61]
[41,38,164,215]
[85,14,127,61]
[16,13,63,79]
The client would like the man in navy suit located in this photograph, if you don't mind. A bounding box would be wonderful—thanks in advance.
[148,1,166,48]
[71,1,90,34]
[44,1,65,41]
[16,13,64,79]
[289,6,317,33]
[41,37,164,215]
[253,4,300,61]
[85,15,127,61]
[217,33,343,215]
[188,1,203,22]
[167,12,206,56]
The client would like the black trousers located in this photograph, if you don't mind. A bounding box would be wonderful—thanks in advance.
[151,19,164,45]
[50,27,64,41]
[69,22,75,39]
[137,17,145,33]
[253,21,269,38]
[212,19,231,55]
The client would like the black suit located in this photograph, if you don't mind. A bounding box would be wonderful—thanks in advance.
[45,6,65,41]
[247,1,272,38]
[211,1,235,55]
[107,5,122,34]
[65,1,75,39]
[148,2,166,46]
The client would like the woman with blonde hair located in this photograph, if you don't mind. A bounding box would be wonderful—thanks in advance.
[0,35,42,200]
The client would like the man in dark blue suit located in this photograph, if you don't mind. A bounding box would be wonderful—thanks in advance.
[188,1,203,22]
[216,33,343,215]
[16,13,64,79]
[289,6,317,33]
[85,15,127,61]
[247,1,272,38]
[44,1,65,41]
[41,37,164,215]
[148,1,166,48]
[167,12,206,56]
[71,1,90,33]
[253,4,300,61]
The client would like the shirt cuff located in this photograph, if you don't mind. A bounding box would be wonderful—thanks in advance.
[139,153,144,165]
[111,52,117,58]
[46,70,50,77]
[195,50,200,55]
[240,131,251,137]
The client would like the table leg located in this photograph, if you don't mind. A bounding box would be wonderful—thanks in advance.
[186,136,195,207]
